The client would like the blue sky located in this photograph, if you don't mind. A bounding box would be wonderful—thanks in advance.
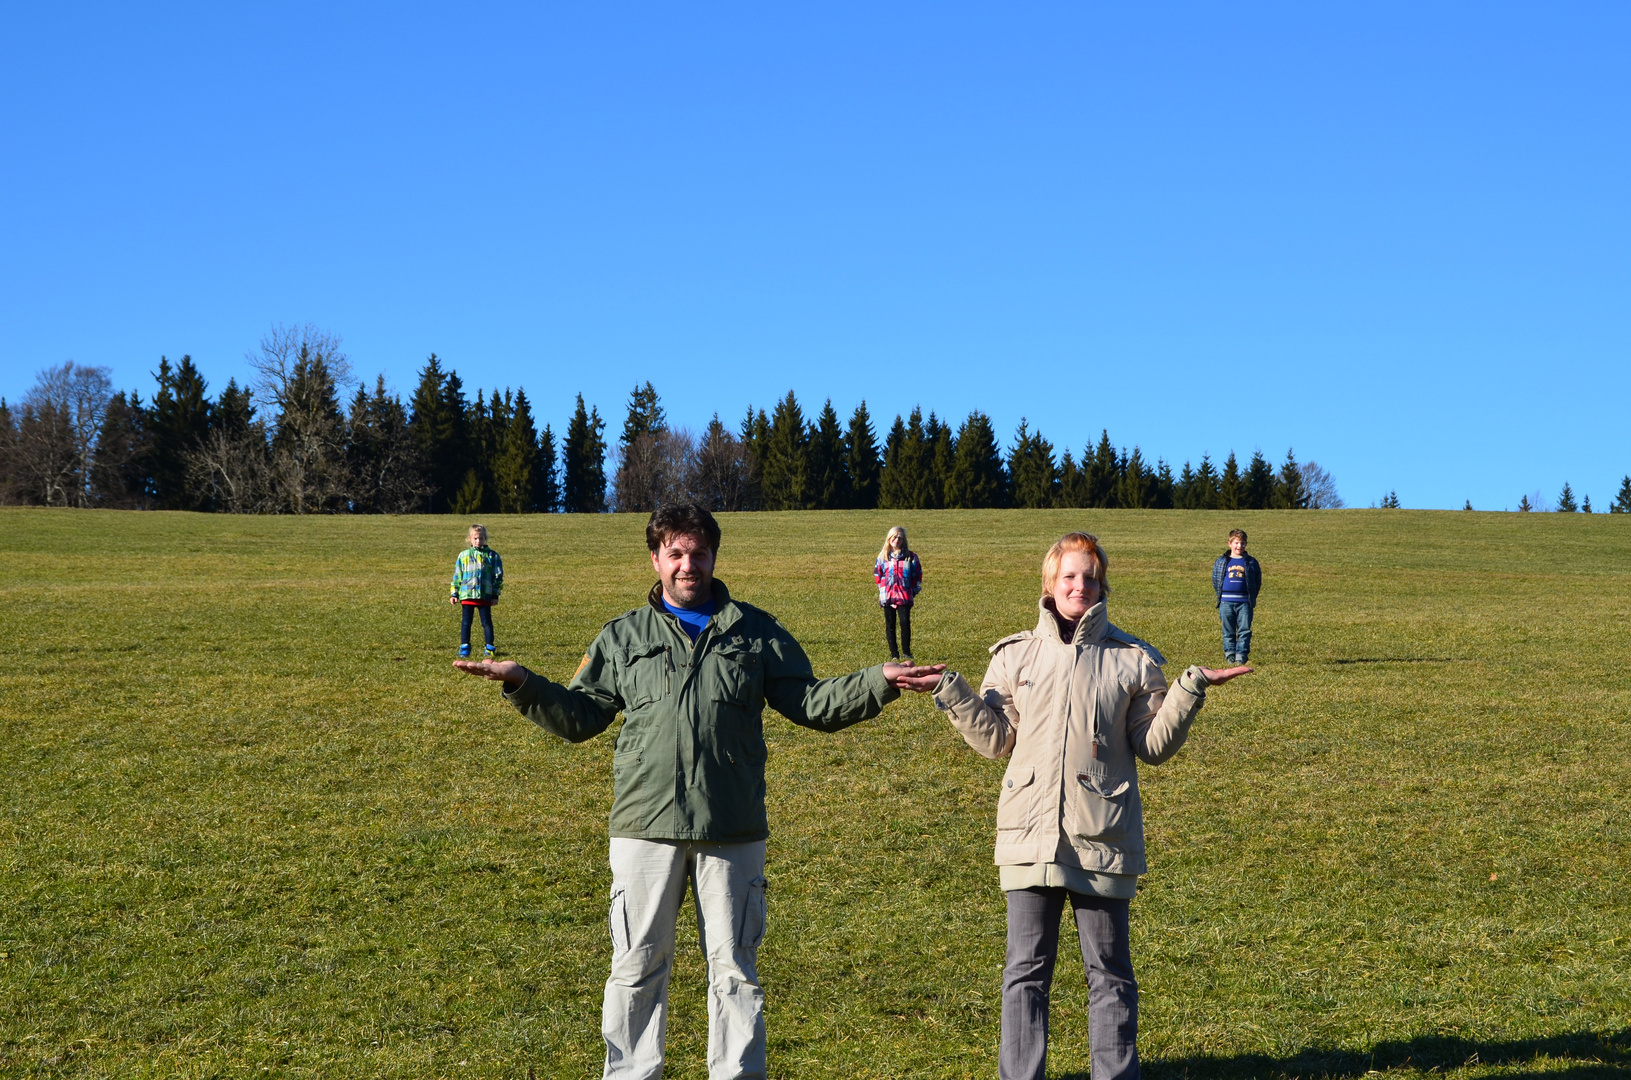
[3,3,1628,510]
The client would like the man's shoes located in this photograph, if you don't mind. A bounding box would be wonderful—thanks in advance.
[458,644,472,659]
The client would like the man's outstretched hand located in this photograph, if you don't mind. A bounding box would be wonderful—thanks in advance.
[884,662,947,692]
[1197,664,1253,686]
[453,659,529,686]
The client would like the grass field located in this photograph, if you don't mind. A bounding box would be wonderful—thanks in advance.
[1,507,1628,1079]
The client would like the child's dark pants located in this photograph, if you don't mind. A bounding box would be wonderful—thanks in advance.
[883,605,912,658]
[461,603,494,648]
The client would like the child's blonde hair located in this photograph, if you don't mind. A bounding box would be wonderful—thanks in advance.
[878,526,909,562]
[1041,532,1110,599]
[468,523,487,542]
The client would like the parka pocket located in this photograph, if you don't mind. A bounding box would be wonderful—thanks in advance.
[708,646,761,709]
[996,764,1036,832]
[737,875,768,950]
[1070,772,1132,843]
[620,644,668,711]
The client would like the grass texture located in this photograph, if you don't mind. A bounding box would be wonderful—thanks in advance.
[1,508,1628,1079]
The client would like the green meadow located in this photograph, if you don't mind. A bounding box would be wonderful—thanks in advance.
[1,508,1628,1079]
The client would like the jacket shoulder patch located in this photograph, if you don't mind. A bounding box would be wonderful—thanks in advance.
[1103,626,1166,666]
[988,631,1033,655]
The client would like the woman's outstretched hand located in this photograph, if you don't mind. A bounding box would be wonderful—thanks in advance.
[884,662,947,692]
[453,659,529,686]
[1198,664,1253,686]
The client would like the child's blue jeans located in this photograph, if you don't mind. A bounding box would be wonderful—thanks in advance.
[461,603,494,648]
[1219,601,1252,659]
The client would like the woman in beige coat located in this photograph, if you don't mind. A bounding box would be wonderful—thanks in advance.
[929,532,1250,1080]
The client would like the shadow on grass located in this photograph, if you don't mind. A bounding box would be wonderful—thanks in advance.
[1326,657,1459,665]
[1059,1029,1631,1079]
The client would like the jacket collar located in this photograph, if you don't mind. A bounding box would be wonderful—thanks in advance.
[647,578,743,634]
[1035,596,1108,646]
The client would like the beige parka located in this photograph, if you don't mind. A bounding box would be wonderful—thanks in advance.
[932,598,1210,876]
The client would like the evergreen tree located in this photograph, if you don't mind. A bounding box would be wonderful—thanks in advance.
[761,391,811,510]
[148,355,212,510]
[1006,419,1057,509]
[1153,459,1175,509]
[878,414,913,509]
[407,355,468,513]
[1192,454,1221,509]
[346,376,422,513]
[562,393,607,512]
[1582,495,1592,513]
[1219,452,1242,510]
[1243,450,1275,510]
[845,402,881,509]
[1057,449,1086,507]
[536,421,560,512]
[1114,447,1156,508]
[1085,430,1119,508]
[269,343,349,513]
[1612,476,1631,513]
[946,410,1006,508]
[807,399,849,510]
[1518,494,1533,512]
[620,381,666,448]
[1381,491,1401,509]
[1273,448,1307,509]
[451,469,486,515]
[89,390,152,509]
[492,388,543,513]
[1464,500,1474,511]
[924,413,955,510]
[1555,482,1577,512]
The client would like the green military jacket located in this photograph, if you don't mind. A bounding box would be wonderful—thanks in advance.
[503,579,899,842]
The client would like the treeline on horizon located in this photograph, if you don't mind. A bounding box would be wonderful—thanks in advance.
[6,324,1628,515]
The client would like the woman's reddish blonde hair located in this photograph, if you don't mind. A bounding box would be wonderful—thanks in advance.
[1041,532,1110,599]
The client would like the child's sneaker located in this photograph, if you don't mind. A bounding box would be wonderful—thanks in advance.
[484,645,497,660]
[458,644,471,659]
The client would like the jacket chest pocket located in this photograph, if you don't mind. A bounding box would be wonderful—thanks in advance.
[706,646,761,709]
[1070,772,1132,843]
[620,644,669,711]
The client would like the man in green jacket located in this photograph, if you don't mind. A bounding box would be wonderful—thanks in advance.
[454,504,943,1079]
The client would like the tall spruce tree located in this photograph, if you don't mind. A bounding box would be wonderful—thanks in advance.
[1007,419,1057,509]
[807,399,849,510]
[346,376,422,513]
[1153,459,1175,509]
[845,402,881,509]
[562,394,608,512]
[1086,430,1120,508]
[760,392,811,510]
[1611,476,1631,513]
[1191,454,1221,509]
[536,420,560,512]
[925,413,955,510]
[1114,447,1156,509]
[879,408,930,509]
[1175,461,1197,509]
[269,343,349,513]
[89,390,152,509]
[1219,452,1242,509]
[1058,449,1086,507]
[408,355,468,513]
[492,388,543,513]
[620,381,666,447]
[148,355,212,510]
[1556,482,1578,512]
[946,410,1006,508]
[1243,450,1275,509]
[1273,448,1307,509]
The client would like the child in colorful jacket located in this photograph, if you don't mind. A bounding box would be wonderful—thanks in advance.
[449,523,504,658]
[874,526,923,661]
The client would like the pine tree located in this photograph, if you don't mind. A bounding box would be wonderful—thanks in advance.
[562,394,607,512]
[1057,450,1086,508]
[1382,491,1401,509]
[89,390,153,509]
[1518,494,1532,512]
[269,343,349,513]
[946,411,1006,508]
[1555,482,1577,512]
[1612,476,1631,514]
[807,400,849,510]
[1007,420,1056,509]
[148,355,212,510]
[452,469,486,515]
[1153,459,1175,509]
[1219,452,1242,510]
[492,388,543,513]
[407,355,468,513]
[1273,448,1307,509]
[845,402,881,509]
[761,392,810,510]
[924,413,955,510]
[346,376,422,513]
[1582,495,1592,513]
[879,409,929,510]
[1463,500,1474,511]
[1192,454,1221,509]
[1243,450,1275,510]
[1114,447,1155,508]
[536,422,560,512]
[1086,430,1119,508]
[620,381,666,448]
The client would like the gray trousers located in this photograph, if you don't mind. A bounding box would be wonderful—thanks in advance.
[603,838,768,1080]
[1001,888,1138,1080]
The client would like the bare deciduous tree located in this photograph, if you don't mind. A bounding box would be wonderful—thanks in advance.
[186,422,277,513]
[613,428,700,512]
[248,324,352,513]
[691,417,757,512]
[13,362,112,506]
[1299,460,1345,509]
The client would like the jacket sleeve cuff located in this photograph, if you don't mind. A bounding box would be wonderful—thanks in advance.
[1176,665,1209,699]
[863,664,901,705]
[931,671,974,711]
[501,671,533,701]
